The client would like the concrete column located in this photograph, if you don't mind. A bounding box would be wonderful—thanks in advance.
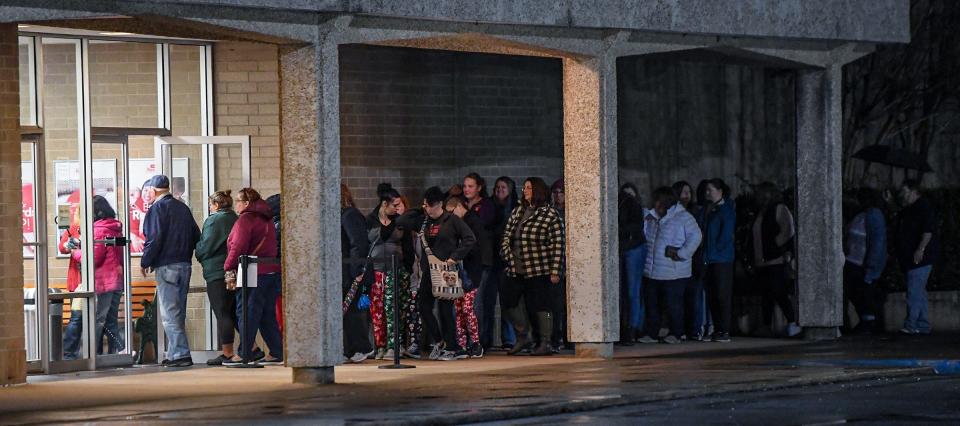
[279,38,343,383]
[794,65,844,339]
[563,53,619,358]
[0,23,26,386]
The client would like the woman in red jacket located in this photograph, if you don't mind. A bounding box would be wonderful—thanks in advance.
[223,188,283,365]
[92,196,125,354]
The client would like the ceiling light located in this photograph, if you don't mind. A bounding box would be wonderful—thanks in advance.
[99,32,135,36]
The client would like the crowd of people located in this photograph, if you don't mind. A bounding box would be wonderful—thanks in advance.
[61,169,939,365]
[340,174,568,362]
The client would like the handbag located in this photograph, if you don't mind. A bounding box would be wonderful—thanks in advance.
[419,221,464,300]
[343,235,379,313]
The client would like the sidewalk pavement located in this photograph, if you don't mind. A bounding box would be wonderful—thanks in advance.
[1,334,957,425]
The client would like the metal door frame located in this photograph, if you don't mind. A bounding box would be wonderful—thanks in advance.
[153,135,251,355]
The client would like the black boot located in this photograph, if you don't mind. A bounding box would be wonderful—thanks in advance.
[506,307,531,356]
[531,312,553,356]
[617,326,635,346]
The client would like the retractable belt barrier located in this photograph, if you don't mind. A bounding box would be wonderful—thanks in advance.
[342,255,414,370]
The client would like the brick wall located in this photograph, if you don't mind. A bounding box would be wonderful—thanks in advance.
[214,41,281,198]
[2,23,26,386]
[339,45,564,212]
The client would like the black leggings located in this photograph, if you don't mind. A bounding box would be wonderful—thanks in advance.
[418,274,460,351]
[758,264,797,324]
[500,274,553,314]
[704,263,734,335]
[206,278,237,345]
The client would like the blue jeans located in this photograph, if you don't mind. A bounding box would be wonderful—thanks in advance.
[62,309,83,360]
[95,291,124,354]
[904,265,933,333]
[622,245,647,330]
[236,273,283,360]
[476,266,497,348]
[156,262,192,361]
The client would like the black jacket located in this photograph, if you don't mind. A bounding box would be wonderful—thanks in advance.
[618,195,645,252]
[462,210,493,284]
[397,209,476,262]
[341,207,369,289]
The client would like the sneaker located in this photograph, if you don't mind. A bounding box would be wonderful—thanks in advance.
[375,348,386,360]
[501,343,514,352]
[437,350,460,361]
[688,333,704,342]
[468,343,484,358]
[636,335,658,344]
[222,356,245,366]
[662,335,681,344]
[164,356,194,368]
[899,327,919,335]
[260,357,284,365]
[382,349,395,360]
[206,354,231,366]
[786,322,803,337]
[403,343,420,359]
[348,352,368,363]
[454,349,469,360]
[428,343,444,361]
[251,348,266,362]
[711,332,731,343]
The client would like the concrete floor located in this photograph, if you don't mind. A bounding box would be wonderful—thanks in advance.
[1,334,957,425]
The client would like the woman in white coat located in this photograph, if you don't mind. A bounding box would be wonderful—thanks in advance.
[637,186,702,344]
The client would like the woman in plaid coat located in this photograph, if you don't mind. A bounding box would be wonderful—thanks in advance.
[500,177,565,356]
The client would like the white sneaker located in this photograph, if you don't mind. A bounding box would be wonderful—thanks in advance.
[374,348,386,360]
[786,322,802,337]
[382,349,395,360]
[348,352,367,363]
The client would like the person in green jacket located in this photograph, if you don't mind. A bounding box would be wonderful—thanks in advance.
[196,190,240,365]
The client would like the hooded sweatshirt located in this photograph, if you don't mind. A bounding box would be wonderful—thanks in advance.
[93,217,125,294]
[224,199,280,275]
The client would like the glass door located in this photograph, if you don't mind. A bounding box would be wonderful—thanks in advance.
[153,135,251,358]
[88,140,135,368]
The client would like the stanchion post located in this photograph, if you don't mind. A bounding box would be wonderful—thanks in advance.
[228,255,263,369]
[379,254,414,369]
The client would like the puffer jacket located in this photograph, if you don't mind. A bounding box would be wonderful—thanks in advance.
[225,199,280,275]
[643,203,702,280]
[93,218,125,294]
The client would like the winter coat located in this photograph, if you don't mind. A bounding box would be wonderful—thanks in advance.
[92,218,124,294]
[225,199,280,275]
[845,207,887,283]
[697,199,736,265]
[195,209,239,282]
[501,205,565,278]
[461,210,493,285]
[342,207,370,290]
[141,193,200,269]
[58,226,82,292]
[643,203,702,281]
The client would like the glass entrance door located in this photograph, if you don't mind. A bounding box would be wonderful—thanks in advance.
[88,140,135,368]
[153,135,251,358]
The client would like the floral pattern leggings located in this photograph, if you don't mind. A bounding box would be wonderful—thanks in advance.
[372,271,420,350]
[455,289,479,349]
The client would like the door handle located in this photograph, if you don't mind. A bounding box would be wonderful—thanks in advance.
[94,236,128,247]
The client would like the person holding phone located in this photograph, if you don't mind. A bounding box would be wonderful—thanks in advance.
[637,186,702,344]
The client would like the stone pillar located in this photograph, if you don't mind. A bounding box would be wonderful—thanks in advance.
[794,65,844,339]
[0,23,26,386]
[563,53,619,358]
[279,38,343,383]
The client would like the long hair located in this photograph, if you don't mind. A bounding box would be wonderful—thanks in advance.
[341,183,356,209]
[755,182,783,208]
[522,177,550,208]
[672,180,693,207]
[92,195,116,221]
[495,176,518,208]
[707,178,730,201]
